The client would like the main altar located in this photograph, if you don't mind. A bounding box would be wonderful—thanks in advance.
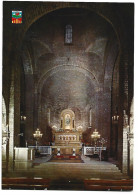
[51,109,82,155]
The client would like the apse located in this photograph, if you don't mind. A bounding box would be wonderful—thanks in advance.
[23,7,118,142]
[41,69,96,131]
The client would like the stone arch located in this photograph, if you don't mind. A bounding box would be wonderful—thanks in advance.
[31,39,52,64]
[36,65,99,94]
[20,3,123,100]
[22,3,121,46]
[22,44,33,75]
[17,3,127,101]
[18,4,124,85]
[36,65,99,125]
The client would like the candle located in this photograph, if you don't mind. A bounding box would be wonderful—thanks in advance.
[90,109,92,126]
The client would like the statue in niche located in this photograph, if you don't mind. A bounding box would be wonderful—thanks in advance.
[65,114,71,129]
[65,114,70,124]
[60,109,75,130]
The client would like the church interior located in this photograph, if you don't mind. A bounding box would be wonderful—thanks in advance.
[2,1,134,191]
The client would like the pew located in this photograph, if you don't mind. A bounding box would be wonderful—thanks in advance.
[84,179,133,191]
[2,178,50,190]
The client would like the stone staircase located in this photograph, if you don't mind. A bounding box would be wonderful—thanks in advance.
[7,155,126,181]
[31,158,128,190]
[3,155,129,190]
[31,160,126,180]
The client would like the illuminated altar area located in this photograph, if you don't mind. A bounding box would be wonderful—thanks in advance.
[51,109,82,155]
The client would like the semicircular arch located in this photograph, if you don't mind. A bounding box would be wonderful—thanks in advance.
[36,64,99,94]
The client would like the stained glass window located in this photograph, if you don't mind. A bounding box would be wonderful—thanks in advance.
[65,25,72,44]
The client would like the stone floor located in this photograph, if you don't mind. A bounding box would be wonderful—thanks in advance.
[2,155,130,190]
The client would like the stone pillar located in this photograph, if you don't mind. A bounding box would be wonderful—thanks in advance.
[8,72,14,170]
[122,110,129,174]
[38,105,41,127]
[2,98,7,170]
[47,108,50,125]
[34,91,38,130]
[25,75,34,144]
[14,58,21,147]
[128,134,133,176]
[2,140,7,170]
[128,98,134,176]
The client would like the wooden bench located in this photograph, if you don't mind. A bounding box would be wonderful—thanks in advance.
[2,178,50,190]
[84,179,133,191]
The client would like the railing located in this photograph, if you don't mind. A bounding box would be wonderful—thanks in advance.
[83,146,106,161]
[28,146,52,155]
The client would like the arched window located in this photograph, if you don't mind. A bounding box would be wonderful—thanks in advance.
[65,25,72,44]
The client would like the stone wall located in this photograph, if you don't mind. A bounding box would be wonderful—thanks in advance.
[22,8,118,146]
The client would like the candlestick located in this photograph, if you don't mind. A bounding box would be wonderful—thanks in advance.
[89,109,92,126]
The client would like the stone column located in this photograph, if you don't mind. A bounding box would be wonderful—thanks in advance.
[14,58,21,147]
[8,72,14,170]
[128,134,133,176]
[47,108,50,125]
[128,98,134,176]
[2,139,7,170]
[2,98,7,170]
[25,75,34,143]
[34,91,38,130]
[38,106,41,127]
[122,110,129,174]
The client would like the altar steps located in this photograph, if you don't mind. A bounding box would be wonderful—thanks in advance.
[32,161,127,180]
[3,155,129,181]
[2,158,130,190]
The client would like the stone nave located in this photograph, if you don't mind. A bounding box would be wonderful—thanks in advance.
[2,1,134,191]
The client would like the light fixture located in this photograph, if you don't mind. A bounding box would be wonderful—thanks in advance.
[33,128,43,149]
[112,115,119,121]
[112,107,119,122]
[91,129,101,147]
[33,128,43,139]
[21,115,26,121]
